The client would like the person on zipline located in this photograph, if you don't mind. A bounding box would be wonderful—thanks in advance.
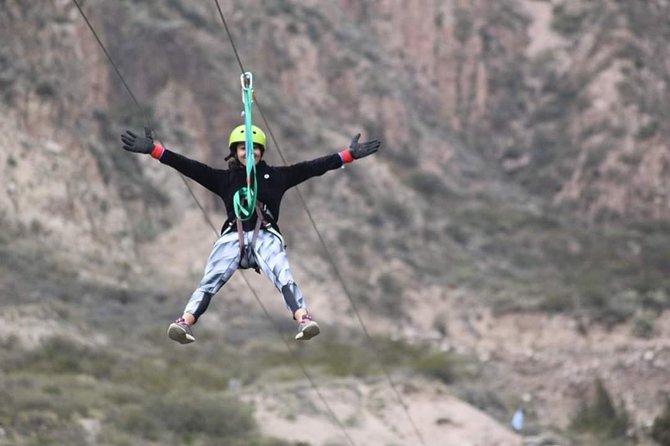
[120,125,380,343]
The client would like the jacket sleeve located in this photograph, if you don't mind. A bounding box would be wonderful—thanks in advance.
[281,153,344,189]
[158,149,227,194]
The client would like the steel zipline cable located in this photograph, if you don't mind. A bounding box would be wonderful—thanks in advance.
[213,1,427,445]
[70,1,356,445]
[70,0,219,237]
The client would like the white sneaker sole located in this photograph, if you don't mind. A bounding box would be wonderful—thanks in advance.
[167,323,196,344]
[295,321,320,341]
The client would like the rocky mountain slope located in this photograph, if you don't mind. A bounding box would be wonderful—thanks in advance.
[1,0,670,445]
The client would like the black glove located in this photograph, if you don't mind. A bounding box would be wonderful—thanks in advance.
[349,133,380,159]
[121,127,154,154]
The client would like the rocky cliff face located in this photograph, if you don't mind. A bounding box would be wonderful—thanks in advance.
[348,0,670,221]
[2,0,670,444]
[4,0,669,266]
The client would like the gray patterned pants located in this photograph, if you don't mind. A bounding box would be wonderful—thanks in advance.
[183,229,305,320]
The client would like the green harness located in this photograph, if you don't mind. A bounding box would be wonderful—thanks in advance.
[233,72,258,222]
[234,72,262,272]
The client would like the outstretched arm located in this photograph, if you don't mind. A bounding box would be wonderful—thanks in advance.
[120,127,226,194]
[284,134,381,189]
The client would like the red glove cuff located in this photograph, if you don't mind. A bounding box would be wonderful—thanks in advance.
[150,144,164,159]
[339,150,354,164]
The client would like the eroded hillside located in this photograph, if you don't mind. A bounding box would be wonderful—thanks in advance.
[1,1,670,445]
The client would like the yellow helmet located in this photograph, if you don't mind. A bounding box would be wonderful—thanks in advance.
[228,124,266,153]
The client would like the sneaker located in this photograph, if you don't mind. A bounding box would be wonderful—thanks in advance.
[295,314,320,341]
[167,317,196,344]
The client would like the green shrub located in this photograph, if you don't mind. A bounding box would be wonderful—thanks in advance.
[111,356,233,394]
[453,8,473,43]
[414,352,457,384]
[387,147,418,168]
[113,404,162,441]
[551,5,586,36]
[571,378,628,439]
[406,172,450,197]
[115,390,257,443]
[35,80,57,98]
[18,337,116,379]
[636,120,659,140]
[378,198,411,227]
[652,399,670,445]
[166,0,210,29]
[456,385,507,420]
[172,392,253,437]
[540,289,574,313]
[630,311,656,338]
[376,273,405,317]
[311,341,378,377]
[304,337,471,384]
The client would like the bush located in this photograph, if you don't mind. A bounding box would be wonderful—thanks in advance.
[630,311,656,338]
[453,8,473,43]
[571,378,628,439]
[35,80,57,99]
[116,390,257,443]
[406,172,450,197]
[414,352,458,384]
[652,399,670,445]
[456,385,508,421]
[17,337,116,379]
[551,4,586,36]
[376,273,405,318]
[636,120,659,140]
[378,197,411,227]
[310,341,378,377]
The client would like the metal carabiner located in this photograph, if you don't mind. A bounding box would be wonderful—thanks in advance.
[240,72,254,116]
[241,72,253,98]
[241,72,253,89]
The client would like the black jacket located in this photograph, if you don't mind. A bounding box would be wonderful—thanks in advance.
[159,149,344,233]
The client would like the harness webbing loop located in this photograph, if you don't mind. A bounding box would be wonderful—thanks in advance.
[236,202,266,274]
[233,71,258,221]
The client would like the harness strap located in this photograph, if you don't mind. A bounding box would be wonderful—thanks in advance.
[236,217,245,258]
[236,201,268,273]
[250,205,264,250]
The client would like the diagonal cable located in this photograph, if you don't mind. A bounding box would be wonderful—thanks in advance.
[71,0,220,237]
[213,0,246,74]
[213,1,426,444]
[257,97,427,446]
[239,272,356,446]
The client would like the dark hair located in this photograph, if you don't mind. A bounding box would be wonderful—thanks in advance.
[227,158,243,170]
